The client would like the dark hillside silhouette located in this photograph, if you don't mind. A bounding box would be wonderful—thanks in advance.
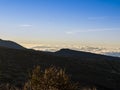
[0,39,25,50]
[0,42,120,90]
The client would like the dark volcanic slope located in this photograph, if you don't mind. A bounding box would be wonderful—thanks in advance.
[0,39,25,50]
[55,48,118,58]
[0,47,120,90]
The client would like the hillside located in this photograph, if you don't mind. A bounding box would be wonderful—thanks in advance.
[55,48,110,58]
[0,39,25,50]
[0,46,120,90]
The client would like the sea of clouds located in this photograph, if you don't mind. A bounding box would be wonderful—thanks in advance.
[31,45,120,57]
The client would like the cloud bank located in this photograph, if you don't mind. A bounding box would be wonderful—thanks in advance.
[31,45,120,57]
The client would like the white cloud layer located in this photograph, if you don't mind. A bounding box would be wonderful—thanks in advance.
[31,45,120,57]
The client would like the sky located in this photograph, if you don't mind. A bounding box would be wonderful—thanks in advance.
[0,0,120,49]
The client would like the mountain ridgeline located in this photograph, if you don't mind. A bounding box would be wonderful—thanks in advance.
[0,39,120,90]
[0,39,25,50]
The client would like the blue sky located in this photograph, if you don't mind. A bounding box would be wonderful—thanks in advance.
[0,0,120,48]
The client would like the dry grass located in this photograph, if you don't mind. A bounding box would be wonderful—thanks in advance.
[24,66,79,90]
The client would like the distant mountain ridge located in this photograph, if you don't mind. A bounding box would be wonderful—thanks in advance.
[0,39,25,50]
[55,48,120,58]
[31,45,120,57]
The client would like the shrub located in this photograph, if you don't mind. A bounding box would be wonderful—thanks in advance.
[24,66,79,90]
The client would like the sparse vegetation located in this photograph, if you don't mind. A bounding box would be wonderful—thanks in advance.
[24,66,79,90]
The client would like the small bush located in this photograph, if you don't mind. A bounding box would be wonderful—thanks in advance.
[24,66,79,90]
